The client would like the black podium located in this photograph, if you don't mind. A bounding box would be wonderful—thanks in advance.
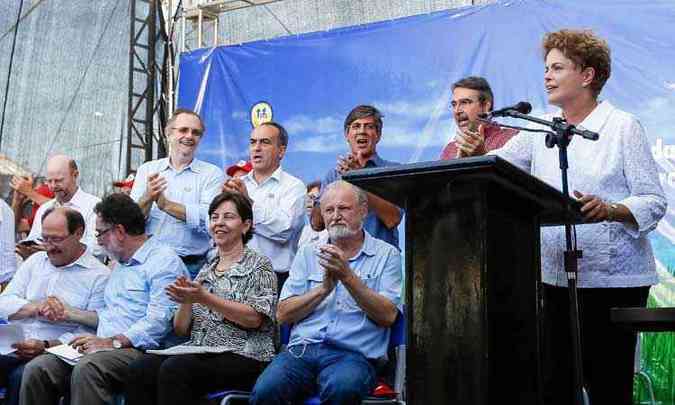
[344,156,581,405]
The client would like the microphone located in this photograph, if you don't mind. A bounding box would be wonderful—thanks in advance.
[489,101,532,117]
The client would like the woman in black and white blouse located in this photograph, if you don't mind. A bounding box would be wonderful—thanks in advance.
[124,191,277,405]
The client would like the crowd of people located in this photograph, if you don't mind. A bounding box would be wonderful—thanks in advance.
[0,28,667,405]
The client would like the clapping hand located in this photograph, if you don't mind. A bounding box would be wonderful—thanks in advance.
[166,276,207,304]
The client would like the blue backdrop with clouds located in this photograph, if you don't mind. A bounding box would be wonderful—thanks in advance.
[178,0,675,303]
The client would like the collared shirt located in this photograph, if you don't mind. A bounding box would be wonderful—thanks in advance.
[130,157,224,257]
[439,124,518,160]
[297,223,328,250]
[27,187,102,258]
[96,236,188,349]
[490,101,667,288]
[280,231,402,359]
[186,247,277,362]
[0,250,109,343]
[0,199,16,283]
[320,154,401,248]
[242,166,306,274]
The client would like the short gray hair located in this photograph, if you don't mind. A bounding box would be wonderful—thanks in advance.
[320,180,368,208]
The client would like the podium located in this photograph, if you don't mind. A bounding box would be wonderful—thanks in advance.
[344,156,581,405]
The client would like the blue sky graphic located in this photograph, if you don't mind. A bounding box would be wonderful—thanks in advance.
[178,0,675,273]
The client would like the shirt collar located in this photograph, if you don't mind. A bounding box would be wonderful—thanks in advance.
[212,247,256,278]
[577,100,613,134]
[58,187,84,209]
[246,165,283,186]
[343,230,376,261]
[364,153,385,168]
[159,157,201,174]
[124,236,154,266]
[55,249,99,270]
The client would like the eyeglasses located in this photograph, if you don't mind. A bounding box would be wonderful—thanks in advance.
[349,122,378,132]
[172,126,203,136]
[94,227,114,239]
[450,98,480,111]
[38,233,77,246]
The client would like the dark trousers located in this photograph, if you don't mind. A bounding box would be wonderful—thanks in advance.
[123,352,267,405]
[542,285,649,405]
[0,355,26,405]
[275,271,289,294]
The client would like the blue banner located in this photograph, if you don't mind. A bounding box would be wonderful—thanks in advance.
[177,0,675,306]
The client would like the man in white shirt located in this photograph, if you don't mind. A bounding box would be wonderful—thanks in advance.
[0,207,109,405]
[130,109,224,278]
[0,198,16,288]
[223,122,305,289]
[17,155,102,260]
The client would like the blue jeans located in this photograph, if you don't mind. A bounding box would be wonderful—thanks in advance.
[0,355,26,405]
[250,343,376,405]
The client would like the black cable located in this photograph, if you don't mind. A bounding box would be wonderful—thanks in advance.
[0,0,25,152]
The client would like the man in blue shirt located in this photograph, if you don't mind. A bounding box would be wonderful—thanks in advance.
[19,194,188,405]
[250,180,402,404]
[130,109,224,278]
[310,105,402,248]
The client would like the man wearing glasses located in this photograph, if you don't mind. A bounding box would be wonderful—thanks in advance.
[19,194,188,405]
[439,76,517,160]
[309,105,402,249]
[130,109,224,278]
[0,208,109,405]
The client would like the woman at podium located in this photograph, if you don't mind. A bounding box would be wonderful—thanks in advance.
[456,29,667,405]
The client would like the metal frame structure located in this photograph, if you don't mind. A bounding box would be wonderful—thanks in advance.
[127,0,283,175]
[127,0,170,176]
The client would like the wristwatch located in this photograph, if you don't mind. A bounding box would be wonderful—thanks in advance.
[606,202,619,222]
[111,338,123,349]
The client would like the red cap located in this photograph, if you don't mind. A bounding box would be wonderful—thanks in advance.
[113,173,135,188]
[225,160,253,177]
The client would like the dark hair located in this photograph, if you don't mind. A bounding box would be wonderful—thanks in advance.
[307,180,321,193]
[94,193,146,236]
[343,105,383,135]
[542,29,611,96]
[165,108,205,135]
[208,192,254,244]
[68,159,79,173]
[259,121,289,147]
[452,76,494,110]
[42,207,85,235]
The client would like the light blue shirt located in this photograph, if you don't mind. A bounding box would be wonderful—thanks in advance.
[491,101,667,288]
[130,157,224,257]
[280,231,402,359]
[0,250,109,344]
[96,237,188,349]
[320,154,402,249]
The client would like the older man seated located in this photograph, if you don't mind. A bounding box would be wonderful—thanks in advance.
[250,180,402,405]
[0,208,109,405]
[19,194,188,405]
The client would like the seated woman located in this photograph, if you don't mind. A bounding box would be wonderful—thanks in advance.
[124,191,278,405]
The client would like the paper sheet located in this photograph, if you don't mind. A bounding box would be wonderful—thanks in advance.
[0,323,25,355]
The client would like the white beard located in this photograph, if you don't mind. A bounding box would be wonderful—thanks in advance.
[327,223,360,241]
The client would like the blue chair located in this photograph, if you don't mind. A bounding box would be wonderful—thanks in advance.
[0,386,6,400]
[211,309,407,405]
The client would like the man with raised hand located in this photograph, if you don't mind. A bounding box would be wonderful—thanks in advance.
[222,122,305,289]
[250,180,401,404]
[130,108,223,278]
[310,105,402,248]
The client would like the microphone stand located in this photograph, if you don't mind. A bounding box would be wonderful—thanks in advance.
[486,110,598,405]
